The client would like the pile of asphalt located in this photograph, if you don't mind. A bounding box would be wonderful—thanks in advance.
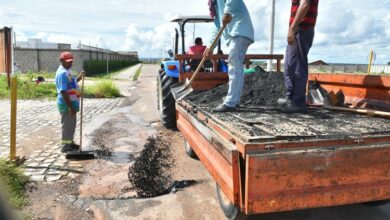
[128,135,173,198]
[187,70,286,107]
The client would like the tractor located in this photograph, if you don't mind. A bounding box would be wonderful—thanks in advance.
[157,15,283,129]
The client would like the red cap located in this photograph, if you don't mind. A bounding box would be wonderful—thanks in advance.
[59,52,74,62]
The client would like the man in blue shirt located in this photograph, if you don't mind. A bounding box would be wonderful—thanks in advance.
[210,0,254,112]
[55,52,85,152]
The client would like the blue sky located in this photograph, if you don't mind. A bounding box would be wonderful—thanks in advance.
[0,0,389,64]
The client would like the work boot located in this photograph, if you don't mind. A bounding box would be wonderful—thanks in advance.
[212,104,236,112]
[71,142,80,150]
[277,97,293,106]
[282,103,308,113]
[221,97,240,108]
[61,144,75,153]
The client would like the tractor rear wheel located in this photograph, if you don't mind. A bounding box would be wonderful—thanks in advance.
[158,74,178,129]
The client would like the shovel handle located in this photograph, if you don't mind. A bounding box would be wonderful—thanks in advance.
[79,75,84,149]
[188,24,227,86]
[324,105,390,118]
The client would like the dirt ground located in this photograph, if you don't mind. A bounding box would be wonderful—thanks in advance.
[18,64,390,220]
[19,64,225,220]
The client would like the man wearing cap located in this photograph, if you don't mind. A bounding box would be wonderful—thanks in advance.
[55,51,85,152]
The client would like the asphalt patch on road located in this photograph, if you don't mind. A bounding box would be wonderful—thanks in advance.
[128,135,174,198]
[187,70,285,107]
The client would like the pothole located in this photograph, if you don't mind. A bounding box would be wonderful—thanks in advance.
[127,135,200,198]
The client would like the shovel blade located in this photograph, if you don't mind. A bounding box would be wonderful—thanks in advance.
[307,88,324,106]
[170,79,194,100]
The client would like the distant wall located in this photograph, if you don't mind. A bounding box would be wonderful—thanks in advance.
[309,64,390,74]
[14,48,138,73]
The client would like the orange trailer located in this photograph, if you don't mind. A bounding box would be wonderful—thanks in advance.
[175,72,390,219]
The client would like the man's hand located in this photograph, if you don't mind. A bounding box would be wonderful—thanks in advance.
[287,28,296,45]
[77,71,86,82]
[222,13,232,26]
[69,108,77,116]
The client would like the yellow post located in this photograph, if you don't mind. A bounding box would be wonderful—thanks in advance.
[367,50,374,75]
[10,75,17,160]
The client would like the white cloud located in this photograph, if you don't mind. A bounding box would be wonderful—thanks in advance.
[124,23,176,57]
[0,0,389,63]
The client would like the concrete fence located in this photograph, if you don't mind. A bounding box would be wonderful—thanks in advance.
[14,48,138,73]
[310,64,390,74]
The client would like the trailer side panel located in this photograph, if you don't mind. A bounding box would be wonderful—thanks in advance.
[245,143,390,214]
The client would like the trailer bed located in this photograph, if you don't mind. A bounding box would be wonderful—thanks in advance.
[187,102,390,143]
[176,98,390,215]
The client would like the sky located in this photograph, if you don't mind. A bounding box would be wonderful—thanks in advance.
[0,0,389,64]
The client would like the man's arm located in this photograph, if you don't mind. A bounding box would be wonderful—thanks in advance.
[223,0,233,25]
[77,71,86,82]
[288,0,310,45]
[61,91,76,116]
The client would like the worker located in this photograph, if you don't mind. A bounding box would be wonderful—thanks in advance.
[208,0,254,112]
[278,0,319,113]
[55,51,85,152]
[188,37,207,55]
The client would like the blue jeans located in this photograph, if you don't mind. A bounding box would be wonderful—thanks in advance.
[223,36,252,107]
[284,28,315,106]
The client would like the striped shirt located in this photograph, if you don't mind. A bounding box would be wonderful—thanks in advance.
[290,0,319,30]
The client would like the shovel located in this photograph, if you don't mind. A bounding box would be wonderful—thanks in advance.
[171,24,227,100]
[66,74,95,160]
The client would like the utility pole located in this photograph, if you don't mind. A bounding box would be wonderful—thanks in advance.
[267,0,276,72]
[106,49,109,75]
[193,23,196,44]
[368,50,374,75]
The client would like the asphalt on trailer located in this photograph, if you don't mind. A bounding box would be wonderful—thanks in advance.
[185,70,390,141]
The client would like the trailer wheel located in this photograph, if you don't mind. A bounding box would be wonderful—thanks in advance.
[158,74,178,129]
[362,200,390,206]
[184,140,198,160]
[216,184,246,220]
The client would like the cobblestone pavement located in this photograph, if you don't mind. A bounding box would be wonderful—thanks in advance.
[0,66,138,182]
[0,98,124,181]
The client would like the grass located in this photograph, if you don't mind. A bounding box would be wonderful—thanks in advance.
[24,71,56,80]
[0,159,29,208]
[132,64,143,81]
[85,80,121,98]
[0,75,121,99]
[0,75,57,99]
[88,69,123,80]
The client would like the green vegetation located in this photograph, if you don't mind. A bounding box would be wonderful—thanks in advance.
[0,75,121,99]
[0,75,57,99]
[87,69,123,80]
[24,71,55,80]
[132,64,143,81]
[83,60,140,76]
[85,80,121,98]
[0,159,29,208]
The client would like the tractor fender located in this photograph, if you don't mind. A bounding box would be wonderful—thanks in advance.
[162,60,180,78]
